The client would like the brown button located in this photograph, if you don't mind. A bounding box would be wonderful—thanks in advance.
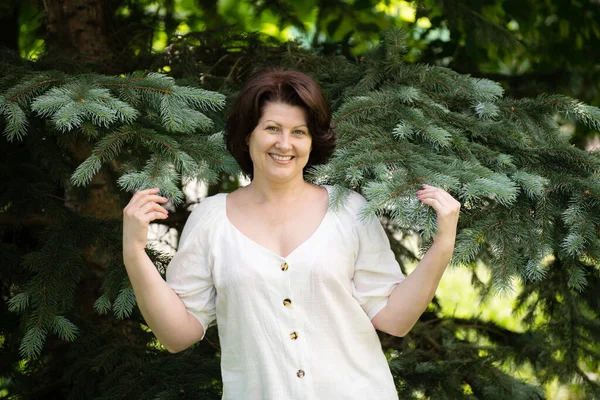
[296,369,305,378]
[283,299,292,307]
[281,262,289,271]
[290,332,298,340]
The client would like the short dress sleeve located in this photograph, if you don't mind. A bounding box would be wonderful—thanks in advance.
[165,198,218,340]
[350,192,405,320]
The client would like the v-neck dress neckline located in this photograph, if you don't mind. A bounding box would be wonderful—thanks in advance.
[223,185,332,260]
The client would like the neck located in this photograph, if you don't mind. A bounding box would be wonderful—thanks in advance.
[246,174,310,204]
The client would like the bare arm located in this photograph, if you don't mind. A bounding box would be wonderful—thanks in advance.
[371,184,460,336]
[123,188,204,352]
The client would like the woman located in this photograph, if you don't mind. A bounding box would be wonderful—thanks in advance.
[122,69,461,399]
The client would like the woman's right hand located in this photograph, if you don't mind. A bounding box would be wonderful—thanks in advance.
[123,188,169,252]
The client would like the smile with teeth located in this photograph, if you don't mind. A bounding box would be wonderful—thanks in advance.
[270,153,294,162]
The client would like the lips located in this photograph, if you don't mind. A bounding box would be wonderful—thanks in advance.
[270,153,294,162]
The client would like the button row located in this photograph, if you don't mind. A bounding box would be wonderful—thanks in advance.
[281,262,303,379]
[282,262,291,307]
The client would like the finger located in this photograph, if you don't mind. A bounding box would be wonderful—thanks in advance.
[418,190,450,208]
[130,203,167,224]
[419,197,447,213]
[130,193,168,210]
[419,196,443,212]
[422,184,438,190]
[127,188,158,210]
[420,184,448,195]
[419,185,458,205]
[134,187,160,198]
[138,201,168,217]
[141,195,169,205]
[419,192,461,218]
[418,186,442,197]
[143,210,169,223]
[130,187,158,201]
[422,186,460,207]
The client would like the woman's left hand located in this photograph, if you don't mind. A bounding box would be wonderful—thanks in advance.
[417,184,461,242]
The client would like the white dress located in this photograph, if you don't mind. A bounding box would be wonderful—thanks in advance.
[166,185,405,400]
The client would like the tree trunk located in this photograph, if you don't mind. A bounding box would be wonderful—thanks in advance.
[42,0,122,218]
[42,0,112,69]
[0,4,19,51]
[197,0,225,30]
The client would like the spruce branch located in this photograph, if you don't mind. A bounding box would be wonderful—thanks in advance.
[94,294,112,315]
[474,101,500,120]
[117,155,184,205]
[71,156,103,186]
[0,100,28,141]
[6,77,61,105]
[113,287,136,320]
[537,94,600,131]
[51,315,80,341]
[470,78,504,102]
[8,292,30,313]
[19,325,48,359]
[382,28,409,60]
[31,84,138,133]
[511,171,548,200]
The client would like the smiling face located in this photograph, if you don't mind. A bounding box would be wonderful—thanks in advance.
[247,102,312,184]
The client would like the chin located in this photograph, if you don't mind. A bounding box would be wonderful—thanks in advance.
[263,168,303,182]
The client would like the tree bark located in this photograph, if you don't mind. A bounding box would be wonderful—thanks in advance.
[42,0,112,68]
[42,0,122,217]
[0,3,19,51]
[197,0,224,30]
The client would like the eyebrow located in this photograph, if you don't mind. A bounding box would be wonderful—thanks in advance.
[264,120,308,129]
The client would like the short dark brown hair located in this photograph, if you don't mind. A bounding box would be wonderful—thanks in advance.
[225,68,337,179]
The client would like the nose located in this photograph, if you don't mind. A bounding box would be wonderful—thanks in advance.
[275,132,292,151]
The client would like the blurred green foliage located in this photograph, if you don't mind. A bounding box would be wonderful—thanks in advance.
[6,0,597,144]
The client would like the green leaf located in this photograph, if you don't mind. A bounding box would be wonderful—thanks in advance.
[567,264,587,291]
[171,86,225,112]
[8,292,30,313]
[51,316,79,341]
[471,78,504,102]
[71,155,102,186]
[81,101,118,127]
[94,295,112,315]
[51,102,85,132]
[113,287,136,320]
[31,86,73,117]
[395,86,421,104]
[422,125,452,149]
[19,326,48,359]
[474,101,500,120]
[561,232,587,256]
[1,101,28,141]
[392,121,414,139]
[102,97,138,122]
[512,171,548,199]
